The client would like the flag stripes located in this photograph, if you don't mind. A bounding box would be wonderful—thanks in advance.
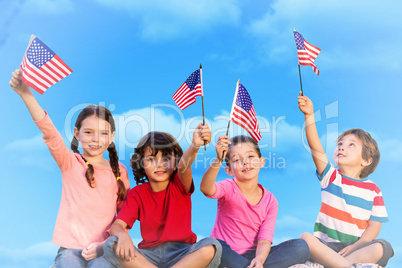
[294,30,321,75]
[172,82,202,110]
[20,35,72,94]
[232,106,261,142]
[229,83,261,142]
[172,69,202,110]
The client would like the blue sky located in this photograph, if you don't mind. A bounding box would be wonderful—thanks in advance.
[1,0,401,267]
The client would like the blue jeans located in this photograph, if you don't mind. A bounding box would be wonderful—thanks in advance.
[218,239,310,268]
[101,236,222,268]
[54,247,113,268]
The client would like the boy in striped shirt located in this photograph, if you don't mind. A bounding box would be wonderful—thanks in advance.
[297,93,394,267]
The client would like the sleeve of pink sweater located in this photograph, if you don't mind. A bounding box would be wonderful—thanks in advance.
[34,111,75,173]
[258,191,278,242]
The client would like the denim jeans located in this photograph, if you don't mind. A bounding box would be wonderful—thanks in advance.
[102,236,222,268]
[54,247,114,268]
[218,239,310,268]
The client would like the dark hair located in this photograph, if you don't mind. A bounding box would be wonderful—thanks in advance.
[337,129,380,178]
[130,131,183,185]
[70,105,127,200]
[224,135,261,167]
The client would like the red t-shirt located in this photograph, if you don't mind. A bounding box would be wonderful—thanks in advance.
[116,172,197,248]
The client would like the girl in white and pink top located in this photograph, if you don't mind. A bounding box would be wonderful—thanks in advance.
[9,69,129,267]
[201,135,310,268]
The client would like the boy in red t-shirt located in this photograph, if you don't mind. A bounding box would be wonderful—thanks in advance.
[102,125,221,268]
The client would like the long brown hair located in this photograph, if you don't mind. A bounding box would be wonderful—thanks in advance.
[70,105,127,200]
[130,131,183,185]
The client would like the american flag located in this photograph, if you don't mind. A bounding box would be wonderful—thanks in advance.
[20,35,73,94]
[230,83,261,142]
[293,30,321,75]
[172,69,202,110]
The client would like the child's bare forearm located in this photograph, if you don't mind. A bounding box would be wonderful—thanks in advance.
[20,92,46,121]
[178,144,199,174]
[353,221,381,248]
[110,219,128,238]
[254,240,271,265]
[200,158,220,196]
[177,144,199,191]
[304,113,328,175]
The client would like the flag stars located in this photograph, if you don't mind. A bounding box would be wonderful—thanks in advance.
[236,85,252,112]
[26,37,55,68]
[185,69,201,91]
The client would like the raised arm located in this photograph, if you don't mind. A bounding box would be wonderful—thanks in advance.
[177,123,211,192]
[9,69,45,121]
[298,92,328,176]
[200,135,231,197]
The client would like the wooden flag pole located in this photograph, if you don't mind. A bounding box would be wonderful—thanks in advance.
[221,79,240,161]
[200,63,206,150]
[225,120,231,137]
[298,64,304,96]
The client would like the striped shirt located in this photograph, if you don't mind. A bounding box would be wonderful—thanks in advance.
[314,162,388,243]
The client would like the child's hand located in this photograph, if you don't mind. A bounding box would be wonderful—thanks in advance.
[114,233,137,262]
[81,241,104,261]
[338,244,356,257]
[298,91,314,116]
[192,123,211,148]
[248,258,263,268]
[9,69,31,96]
[216,136,231,161]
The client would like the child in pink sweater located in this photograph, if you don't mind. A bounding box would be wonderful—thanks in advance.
[9,69,130,267]
[201,135,310,268]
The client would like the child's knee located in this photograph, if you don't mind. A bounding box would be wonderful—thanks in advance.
[201,245,216,258]
[294,239,311,259]
[299,232,314,241]
[372,242,383,253]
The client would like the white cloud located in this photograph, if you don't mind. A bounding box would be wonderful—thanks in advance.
[5,134,45,150]
[275,215,311,230]
[8,105,399,171]
[377,139,402,164]
[5,134,60,171]
[25,0,74,14]
[94,0,241,41]
[111,105,307,159]
[247,0,402,69]
[0,241,58,268]
[4,134,56,170]
[109,105,338,160]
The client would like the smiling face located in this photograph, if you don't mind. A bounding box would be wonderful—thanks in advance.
[142,147,177,189]
[74,115,115,159]
[225,141,265,182]
[333,134,371,175]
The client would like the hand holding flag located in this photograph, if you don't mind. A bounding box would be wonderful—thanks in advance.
[20,35,73,94]
[173,66,207,150]
[293,30,321,75]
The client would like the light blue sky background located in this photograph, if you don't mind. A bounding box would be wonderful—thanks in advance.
[1,0,401,267]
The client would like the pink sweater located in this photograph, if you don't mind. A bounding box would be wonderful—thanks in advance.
[35,112,130,249]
